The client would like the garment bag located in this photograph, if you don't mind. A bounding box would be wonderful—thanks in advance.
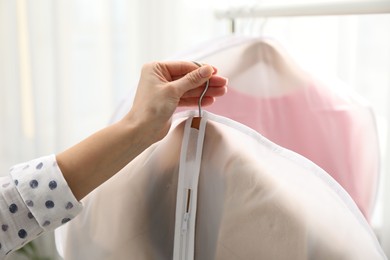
[173,35,379,220]
[56,111,385,260]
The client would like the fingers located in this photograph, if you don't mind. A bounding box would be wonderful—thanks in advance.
[170,65,218,81]
[161,60,216,77]
[181,85,227,99]
[208,75,228,87]
[172,65,215,95]
[178,96,216,107]
[180,73,227,99]
[150,60,228,101]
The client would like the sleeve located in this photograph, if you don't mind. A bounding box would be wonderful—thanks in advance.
[0,155,83,258]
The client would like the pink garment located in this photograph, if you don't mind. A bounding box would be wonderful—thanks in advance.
[203,83,379,219]
[110,35,380,221]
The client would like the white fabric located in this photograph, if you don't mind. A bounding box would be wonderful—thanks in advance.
[173,118,207,260]
[174,35,380,220]
[56,111,386,260]
[0,155,82,258]
[110,36,380,221]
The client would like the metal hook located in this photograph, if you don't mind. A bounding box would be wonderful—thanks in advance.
[192,61,210,117]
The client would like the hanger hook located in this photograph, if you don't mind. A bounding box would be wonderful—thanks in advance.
[192,61,210,117]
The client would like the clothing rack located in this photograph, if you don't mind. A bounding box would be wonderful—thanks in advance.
[215,1,390,19]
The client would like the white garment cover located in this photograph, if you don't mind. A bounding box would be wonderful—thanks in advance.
[56,111,385,260]
[111,36,380,220]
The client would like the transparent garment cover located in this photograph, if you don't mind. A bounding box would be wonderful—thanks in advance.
[112,35,380,220]
[185,35,381,220]
[55,111,385,260]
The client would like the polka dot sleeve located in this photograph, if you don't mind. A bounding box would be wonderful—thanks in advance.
[0,155,83,257]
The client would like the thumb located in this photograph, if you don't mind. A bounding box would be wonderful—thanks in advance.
[173,65,214,95]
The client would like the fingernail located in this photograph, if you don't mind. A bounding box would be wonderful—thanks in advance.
[199,65,213,78]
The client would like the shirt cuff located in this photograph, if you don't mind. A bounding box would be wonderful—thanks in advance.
[10,155,83,232]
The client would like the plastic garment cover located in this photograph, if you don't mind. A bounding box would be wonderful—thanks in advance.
[56,111,386,260]
[173,35,379,220]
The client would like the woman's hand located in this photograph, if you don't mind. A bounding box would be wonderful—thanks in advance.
[126,61,228,143]
[57,61,227,201]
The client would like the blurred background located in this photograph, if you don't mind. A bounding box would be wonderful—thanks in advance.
[0,0,389,259]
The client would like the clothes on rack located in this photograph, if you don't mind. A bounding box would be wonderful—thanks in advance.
[173,35,380,219]
[109,36,380,220]
[55,111,385,260]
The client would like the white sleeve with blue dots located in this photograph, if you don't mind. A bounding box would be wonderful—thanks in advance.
[0,154,83,258]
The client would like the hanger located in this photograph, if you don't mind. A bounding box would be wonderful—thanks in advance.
[191,61,209,129]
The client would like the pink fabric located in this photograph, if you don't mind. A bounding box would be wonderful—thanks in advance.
[109,35,379,221]
[201,83,379,220]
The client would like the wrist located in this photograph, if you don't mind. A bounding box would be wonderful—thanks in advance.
[121,109,169,146]
[119,113,158,149]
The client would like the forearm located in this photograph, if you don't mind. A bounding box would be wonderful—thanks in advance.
[56,117,152,201]
[56,62,225,201]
